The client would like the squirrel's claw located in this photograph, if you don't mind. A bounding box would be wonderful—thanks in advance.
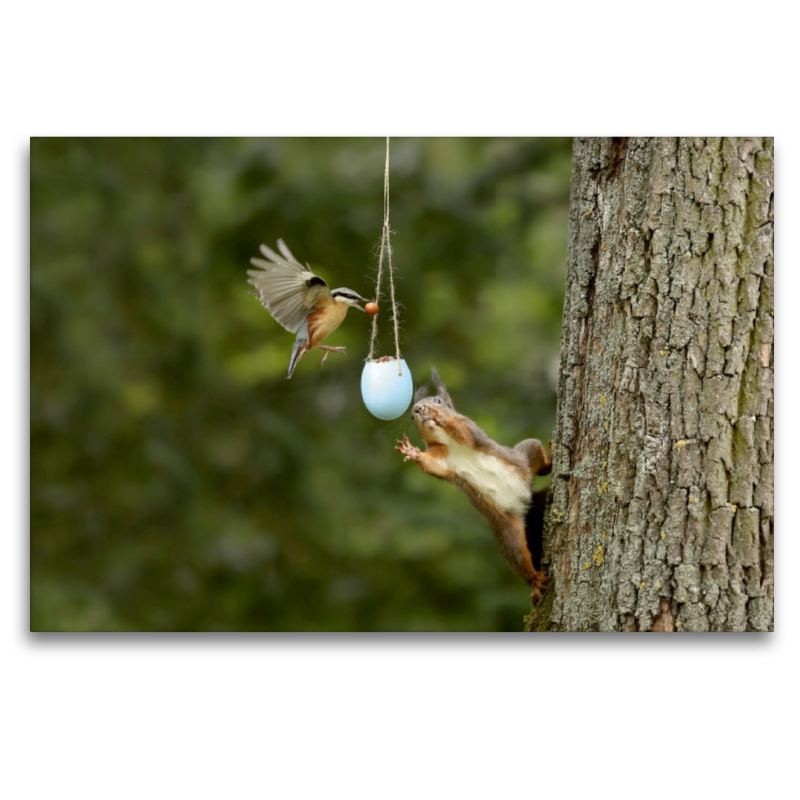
[530,571,549,604]
[395,435,421,462]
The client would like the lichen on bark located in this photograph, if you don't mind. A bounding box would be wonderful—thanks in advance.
[532,137,773,632]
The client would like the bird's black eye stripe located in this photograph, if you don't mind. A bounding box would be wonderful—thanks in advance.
[332,290,363,302]
[306,276,326,288]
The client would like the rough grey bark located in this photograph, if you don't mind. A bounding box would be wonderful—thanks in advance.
[527,137,773,632]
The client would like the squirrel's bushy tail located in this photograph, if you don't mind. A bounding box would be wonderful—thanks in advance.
[525,488,548,571]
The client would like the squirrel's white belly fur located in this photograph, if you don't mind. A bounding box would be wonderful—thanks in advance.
[440,440,531,518]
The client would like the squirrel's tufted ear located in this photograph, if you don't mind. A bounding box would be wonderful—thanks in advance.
[413,383,430,403]
[430,366,454,408]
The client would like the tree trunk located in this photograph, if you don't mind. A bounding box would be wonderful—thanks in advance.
[527,137,774,632]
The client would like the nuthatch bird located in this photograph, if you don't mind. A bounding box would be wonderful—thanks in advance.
[248,239,374,379]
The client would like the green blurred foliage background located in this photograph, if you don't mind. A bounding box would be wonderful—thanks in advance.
[30,137,572,631]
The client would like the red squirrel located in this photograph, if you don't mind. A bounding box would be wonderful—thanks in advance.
[396,367,552,602]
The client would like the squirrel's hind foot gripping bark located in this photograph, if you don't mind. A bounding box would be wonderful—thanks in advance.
[530,571,549,603]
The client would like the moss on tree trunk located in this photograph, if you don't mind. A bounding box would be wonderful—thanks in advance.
[527,137,773,632]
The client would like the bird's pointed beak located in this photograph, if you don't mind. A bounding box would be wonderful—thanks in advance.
[354,297,372,312]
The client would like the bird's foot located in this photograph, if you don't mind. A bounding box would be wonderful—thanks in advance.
[319,346,347,366]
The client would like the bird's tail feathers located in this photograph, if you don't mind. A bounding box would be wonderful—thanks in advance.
[286,320,309,379]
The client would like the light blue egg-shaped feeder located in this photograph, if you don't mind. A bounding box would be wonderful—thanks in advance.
[361,358,413,420]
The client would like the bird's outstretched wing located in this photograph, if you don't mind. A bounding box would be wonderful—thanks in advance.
[247,239,331,333]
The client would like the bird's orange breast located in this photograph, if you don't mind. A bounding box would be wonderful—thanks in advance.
[306,302,349,348]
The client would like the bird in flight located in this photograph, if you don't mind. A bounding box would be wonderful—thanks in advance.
[248,239,373,379]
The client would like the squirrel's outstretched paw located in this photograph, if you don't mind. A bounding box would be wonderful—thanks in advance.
[395,435,422,462]
[530,571,549,604]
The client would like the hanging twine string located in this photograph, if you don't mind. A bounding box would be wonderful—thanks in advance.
[366,137,403,375]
